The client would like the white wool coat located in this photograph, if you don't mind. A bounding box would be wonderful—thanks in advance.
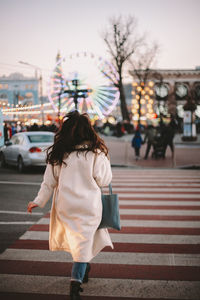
[33,151,113,262]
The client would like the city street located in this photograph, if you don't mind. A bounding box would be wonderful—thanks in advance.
[0,165,200,299]
[1,0,200,299]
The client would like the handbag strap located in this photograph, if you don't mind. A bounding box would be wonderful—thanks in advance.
[101,183,113,195]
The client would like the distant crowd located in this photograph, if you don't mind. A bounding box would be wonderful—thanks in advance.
[3,117,178,162]
[3,122,59,142]
[131,116,178,160]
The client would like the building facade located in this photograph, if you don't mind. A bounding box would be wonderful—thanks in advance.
[121,67,200,121]
[151,68,200,118]
[0,73,39,108]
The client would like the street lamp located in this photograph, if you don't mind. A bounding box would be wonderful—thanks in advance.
[56,79,92,120]
[18,61,44,124]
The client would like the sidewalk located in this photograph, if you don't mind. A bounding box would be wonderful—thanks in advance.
[103,134,200,169]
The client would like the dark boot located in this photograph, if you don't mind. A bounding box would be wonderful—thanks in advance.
[83,263,91,283]
[70,281,83,300]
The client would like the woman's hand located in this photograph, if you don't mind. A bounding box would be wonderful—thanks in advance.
[27,202,38,213]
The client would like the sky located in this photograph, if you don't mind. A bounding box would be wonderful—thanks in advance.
[0,0,200,90]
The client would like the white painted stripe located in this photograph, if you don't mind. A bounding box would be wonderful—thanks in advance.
[0,210,43,216]
[119,209,200,216]
[0,181,40,186]
[0,179,199,186]
[109,187,200,192]
[112,174,200,182]
[112,175,200,178]
[19,231,200,244]
[0,274,199,299]
[1,248,199,266]
[0,222,35,225]
[37,217,200,228]
[0,178,199,185]
[112,181,200,184]
[112,182,200,187]
[118,193,200,198]
[113,172,200,175]
[118,200,200,206]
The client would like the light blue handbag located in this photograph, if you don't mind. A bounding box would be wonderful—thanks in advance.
[98,183,121,231]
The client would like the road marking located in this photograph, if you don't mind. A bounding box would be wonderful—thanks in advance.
[0,274,199,298]
[19,231,200,244]
[37,217,200,228]
[0,210,43,216]
[118,193,200,198]
[1,248,200,266]
[0,181,40,186]
[111,187,200,192]
[0,221,35,225]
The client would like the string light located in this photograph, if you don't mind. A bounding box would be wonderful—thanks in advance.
[2,102,53,113]
[132,80,155,121]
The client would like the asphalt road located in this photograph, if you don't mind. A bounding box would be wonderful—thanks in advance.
[0,165,50,253]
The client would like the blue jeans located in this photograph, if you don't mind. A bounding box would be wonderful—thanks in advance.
[71,262,87,283]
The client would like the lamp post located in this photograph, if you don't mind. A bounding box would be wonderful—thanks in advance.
[62,79,92,111]
[18,61,44,124]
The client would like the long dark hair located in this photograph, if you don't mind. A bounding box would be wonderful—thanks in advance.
[46,111,108,166]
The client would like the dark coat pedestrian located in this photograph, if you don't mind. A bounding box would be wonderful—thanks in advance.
[163,118,177,157]
[3,123,9,142]
[144,125,156,159]
[131,129,143,160]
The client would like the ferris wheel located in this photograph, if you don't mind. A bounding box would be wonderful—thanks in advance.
[47,51,120,119]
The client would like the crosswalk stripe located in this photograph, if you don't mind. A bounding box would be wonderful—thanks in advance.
[0,275,200,299]
[27,224,200,235]
[109,187,200,192]
[1,248,200,266]
[37,217,200,228]
[18,231,200,244]
[118,193,200,198]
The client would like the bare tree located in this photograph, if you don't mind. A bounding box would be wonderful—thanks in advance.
[102,15,144,121]
[129,43,161,124]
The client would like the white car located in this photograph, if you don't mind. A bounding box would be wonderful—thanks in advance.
[0,131,54,172]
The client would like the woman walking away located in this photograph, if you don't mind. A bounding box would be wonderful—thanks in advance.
[27,111,113,300]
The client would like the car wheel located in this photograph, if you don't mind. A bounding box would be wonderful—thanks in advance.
[0,152,6,168]
[17,156,25,173]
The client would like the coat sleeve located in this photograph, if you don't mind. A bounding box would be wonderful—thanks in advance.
[93,152,112,187]
[33,163,60,208]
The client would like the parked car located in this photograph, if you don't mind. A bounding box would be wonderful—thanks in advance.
[0,131,54,172]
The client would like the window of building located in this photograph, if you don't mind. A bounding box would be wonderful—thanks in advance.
[175,83,188,100]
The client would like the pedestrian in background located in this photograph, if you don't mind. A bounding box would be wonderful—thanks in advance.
[144,124,156,159]
[3,123,9,142]
[27,111,113,300]
[131,127,143,160]
[163,117,177,158]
